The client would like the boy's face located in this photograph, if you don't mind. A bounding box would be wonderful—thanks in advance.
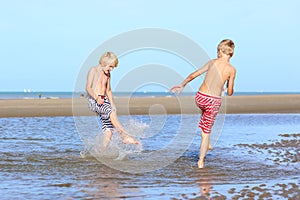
[102,61,116,73]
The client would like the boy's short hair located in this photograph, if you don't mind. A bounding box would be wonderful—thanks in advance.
[217,39,235,57]
[99,52,119,67]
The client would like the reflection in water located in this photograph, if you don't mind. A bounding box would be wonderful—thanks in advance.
[85,165,122,199]
[198,170,213,197]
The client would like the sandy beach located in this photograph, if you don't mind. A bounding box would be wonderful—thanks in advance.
[1,94,300,118]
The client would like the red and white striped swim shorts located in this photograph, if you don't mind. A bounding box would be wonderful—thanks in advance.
[195,91,222,134]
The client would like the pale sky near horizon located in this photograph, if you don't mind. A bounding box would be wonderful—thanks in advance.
[0,0,299,92]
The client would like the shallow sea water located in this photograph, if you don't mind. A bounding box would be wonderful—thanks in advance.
[0,114,299,199]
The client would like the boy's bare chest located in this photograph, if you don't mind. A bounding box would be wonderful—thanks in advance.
[93,72,108,87]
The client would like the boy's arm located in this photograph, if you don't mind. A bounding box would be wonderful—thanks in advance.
[106,77,116,110]
[227,68,236,96]
[86,68,95,98]
[170,61,211,94]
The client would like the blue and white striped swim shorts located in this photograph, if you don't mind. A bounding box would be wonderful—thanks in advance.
[87,96,114,131]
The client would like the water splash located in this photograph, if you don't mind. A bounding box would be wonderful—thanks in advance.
[80,119,149,160]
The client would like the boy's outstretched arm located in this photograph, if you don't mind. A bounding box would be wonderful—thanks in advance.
[170,61,211,94]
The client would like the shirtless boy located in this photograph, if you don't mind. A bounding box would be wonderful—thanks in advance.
[86,52,139,147]
[170,39,236,168]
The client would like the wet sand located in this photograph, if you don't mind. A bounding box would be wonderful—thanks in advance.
[0,94,300,117]
[231,133,300,199]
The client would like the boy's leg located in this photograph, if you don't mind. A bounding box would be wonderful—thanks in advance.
[101,129,113,150]
[198,132,210,168]
[109,110,139,144]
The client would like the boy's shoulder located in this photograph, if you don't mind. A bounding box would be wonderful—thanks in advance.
[227,62,235,69]
[206,59,217,67]
[89,66,98,72]
[228,62,236,70]
[226,63,236,74]
[227,63,236,76]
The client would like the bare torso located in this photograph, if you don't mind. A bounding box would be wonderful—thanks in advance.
[87,66,110,97]
[199,59,235,96]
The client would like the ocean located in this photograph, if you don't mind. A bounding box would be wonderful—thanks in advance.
[0,114,299,199]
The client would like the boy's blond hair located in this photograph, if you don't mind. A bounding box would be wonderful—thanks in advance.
[217,39,235,57]
[99,52,119,67]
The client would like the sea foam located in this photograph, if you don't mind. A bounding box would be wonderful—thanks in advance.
[80,119,148,160]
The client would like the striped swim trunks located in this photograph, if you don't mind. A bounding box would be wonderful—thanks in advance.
[195,91,222,134]
[87,96,114,131]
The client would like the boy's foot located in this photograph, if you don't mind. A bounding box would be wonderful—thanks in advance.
[197,160,204,168]
[123,136,140,144]
[208,144,213,151]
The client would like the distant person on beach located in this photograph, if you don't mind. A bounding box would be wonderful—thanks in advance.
[170,39,236,168]
[86,52,139,147]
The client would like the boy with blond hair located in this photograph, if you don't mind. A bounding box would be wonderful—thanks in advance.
[86,52,139,147]
[171,39,236,168]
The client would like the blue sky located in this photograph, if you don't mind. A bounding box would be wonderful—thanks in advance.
[1,0,299,92]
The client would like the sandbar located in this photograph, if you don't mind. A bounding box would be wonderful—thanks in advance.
[0,94,300,118]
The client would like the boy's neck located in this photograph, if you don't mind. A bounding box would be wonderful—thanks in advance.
[218,55,230,62]
[96,64,102,70]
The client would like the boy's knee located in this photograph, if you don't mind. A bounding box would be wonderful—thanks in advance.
[201,132,210,138]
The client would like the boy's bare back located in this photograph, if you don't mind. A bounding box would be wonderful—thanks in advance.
[171,39,236,97]
[199,58,236,96]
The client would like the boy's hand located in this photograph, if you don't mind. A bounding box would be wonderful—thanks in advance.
[96,96,104,105]
[170,85,184,95]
